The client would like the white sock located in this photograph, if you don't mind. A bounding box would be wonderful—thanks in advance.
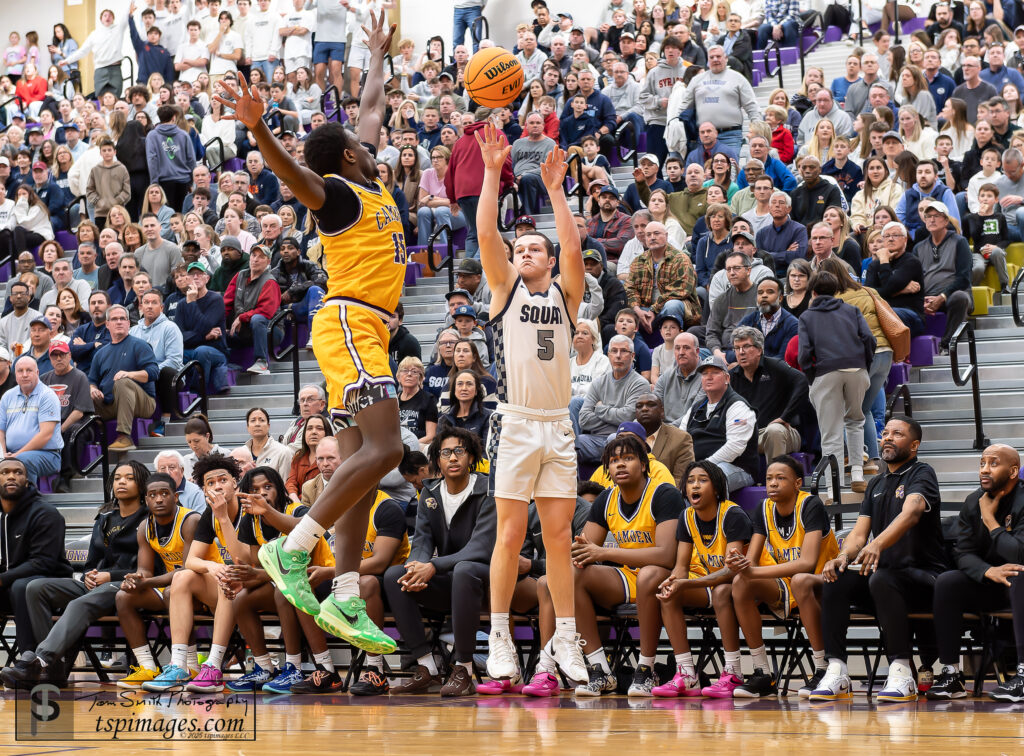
[362,654,381,671]
[586,648,610,675]
[829,658,849,676]
[171,644,188,670]
[283,515,326,553]
[417,653,439,675]
[891,657,911,671]
[638,654,655,668]
[851,466,864,482]
[675,652,695,676]
[187,645,199,671]
[749,646,769,674]
[537,646,557,675]
[490,613,510,634]
[206,644,226,670]
[554,617,576,636]
[724,650,742,676]
[286,653,302,669]
[254,654,273,673]
[133,645,157,671]
[942,662,960,673]
[331,572,359,602]
[314,650,335,671]
[458,661,473,674]
[812,649,826,670]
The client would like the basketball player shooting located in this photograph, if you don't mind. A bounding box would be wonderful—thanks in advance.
[475,123,589,685]
[213,11,405,655]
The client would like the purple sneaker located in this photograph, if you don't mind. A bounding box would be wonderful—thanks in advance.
[701,670,742,698]
[186,663,224,693]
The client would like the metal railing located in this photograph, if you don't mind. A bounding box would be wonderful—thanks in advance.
[797,13,825,81]
[358,54,396,92]
[810,453,840,503]
[203,136,228,175]
[1011,266,1023,327]
[427,223,455,293]
[564,151,586,214]
[885,382,912,422]
[269,308,301,416]
[321,85,343,122]
[119,56,135,98]
[497,186,521,233]
[762,40,784,89]
[472,16,490,45]
[172,361,208,421]
[949,321,989,451]
[614,119,639,168]
[60,194,86,233]
[70,415,110,490]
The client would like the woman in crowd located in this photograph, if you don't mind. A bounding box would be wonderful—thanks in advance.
[57,288,85,335]
[961,119,997,180]
[792,68,825,115]
[222,206,257,253]
[647,189,686,250]
[850,157,903,236]
[395,146,422,242]
[106,205,131,237]
[141,184,175,237]
[286,414,332,503]
[183,414,227,478]
[570,318,611,398]
[896,65,937,126]
[437,369,493,444]
[769,88,803,134]
[694,203,733,290]
[48,23,79,88]
[241,406,292,481]
[823,206,862,272]
[14,186,54,248]
[417,145,466,247]
[293,67,323,126]
[897,105,937,159]
[703,153,737,200]
[194,224,222,272]
[784,258,813,319]
[201,98,237,168]
[798,118,837,165]
[397,356,438,449]
[937,97,974,161]
[278,205,302,242]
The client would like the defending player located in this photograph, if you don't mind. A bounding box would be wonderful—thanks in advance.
[726,456,839,698]
[213,10,405,654]
[474,123,588,685]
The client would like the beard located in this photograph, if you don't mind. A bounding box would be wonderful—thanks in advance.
[880,444,912,465]
[758,302,778,317]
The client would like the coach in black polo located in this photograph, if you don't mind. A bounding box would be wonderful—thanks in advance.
[809,415,948,703]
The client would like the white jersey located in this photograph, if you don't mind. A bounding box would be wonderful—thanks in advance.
[490,276,574,413]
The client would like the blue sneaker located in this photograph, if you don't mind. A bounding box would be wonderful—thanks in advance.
[226,663,274,692]
[262,662,304,694]
[141,664,192,692]
[149,420,165,437]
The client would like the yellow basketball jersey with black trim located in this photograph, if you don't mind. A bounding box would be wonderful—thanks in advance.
[146,507,195,573]
[762,491,840,575]
[686,501,739,576]
[208,510,245,564]
[605,481,664,602]
[279,502,336,567]
[318,175,406,317]
[362,490,411,566]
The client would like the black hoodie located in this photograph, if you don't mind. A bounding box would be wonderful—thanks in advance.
[0,483,73,586]
[389,325,422,367]
[84,504,149,581]
[797,295,876,384]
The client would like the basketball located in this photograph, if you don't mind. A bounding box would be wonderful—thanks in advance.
[463,47,524,108]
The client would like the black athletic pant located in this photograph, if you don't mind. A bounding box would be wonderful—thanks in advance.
[382,560,488,664]
[0,576,48,654]
[934,569,1011,666]
[159,180,191,213]
[822,566,938,662]
[156,366,179,417]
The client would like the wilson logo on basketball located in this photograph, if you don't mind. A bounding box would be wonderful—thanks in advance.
[484,60,517,80]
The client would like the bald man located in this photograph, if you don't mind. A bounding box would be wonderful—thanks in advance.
[927,444,1024,700]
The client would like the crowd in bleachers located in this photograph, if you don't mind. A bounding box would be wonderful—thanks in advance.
[0,0,1022,706]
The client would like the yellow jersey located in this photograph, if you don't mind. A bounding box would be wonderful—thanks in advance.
[207,507,245,564]
[590,454,675,490]
[683,501,751,575]
[315,175,406,318]
[361,490,411,566]
[145,507,197,573]
[760,491,840,575]
[603,480,664,551]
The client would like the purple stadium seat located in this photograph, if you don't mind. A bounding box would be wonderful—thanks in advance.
[824,25,843,43]
[909,335,939,367]
[779,47,799,65]
[885,361,911,394]
[733,486,767,513]
[56,230,78,251]
[924,312,947,339]
[790,452,814,477]
[902,17,926,33]
[38,474,57,494]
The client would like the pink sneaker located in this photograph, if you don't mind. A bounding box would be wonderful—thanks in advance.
[476,678,525,695]
[652,671,702,698]
[186,663,224,693]
[701,670,742,698]
[522,671,560,697]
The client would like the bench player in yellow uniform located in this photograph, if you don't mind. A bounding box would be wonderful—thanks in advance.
[115,473,199,688]
[727,455,840,698]
[652,460,754,698]
[214,11,405,654]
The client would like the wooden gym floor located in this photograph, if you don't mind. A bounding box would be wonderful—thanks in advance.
[1,686,1023,755]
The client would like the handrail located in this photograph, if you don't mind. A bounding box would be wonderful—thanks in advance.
[172,360,208,421]
[60,194,86,236]
[891,0,901,44]
[797,13,825,81]
[564,151,586,214]
[497,186,521,233]
[1011,266,1023,327]
[762,40,784,89]
[614,119,638,167]
[885,382,912,422]
[203,135,227,175]
[0,95,25,120]
[269,308,301,415]
[949,321,990,451]
[263,109,284,134]
[358,54,396,92]
[321,85,342,122]
[857,0,864,45]
[70,414,110,491]
[810,453,841,505]
[427,223,455,293]
[119,56,135,97]
[472,16,490,45]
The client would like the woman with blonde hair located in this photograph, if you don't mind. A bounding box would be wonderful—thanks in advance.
[792,67,825,114]
[823,205,862,270]
[396,356,437,448]
[896,65,937,126]
[647,189,687,250]
[897,105,937,159]
[769,87,802,133]
[194,224,222,272]
[938,97,975,160]
[140,184,174,237]
[570,318,610,398]
[105,205,130,236]
[850,157,904,234]
[277,204,302,242]
[389,98,420,132]
[799,118,837,164]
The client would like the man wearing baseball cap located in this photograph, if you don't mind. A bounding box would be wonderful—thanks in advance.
[29,162,65,230]
[914,200,973,355]
[624,153,671,214]
[678,355,758,493]
[225,244,280,375]
[454,258,491,316]
[587,184,635,258]
[177,260,230,393]
[40,340,94,493]
[272,237,327,337]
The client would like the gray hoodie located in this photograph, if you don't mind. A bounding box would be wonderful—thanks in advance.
[145,122,196,184]
[640,59,686,126]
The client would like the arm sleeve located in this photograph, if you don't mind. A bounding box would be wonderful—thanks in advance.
[310,176,361,234]
[193,507,216,545]
[651,484,684,522]
[676,514,693,543]
[723,506,754,542]
[750,504,767,536]
[373,500,407,540]
[800,496,831,534]
[587,490,611,529]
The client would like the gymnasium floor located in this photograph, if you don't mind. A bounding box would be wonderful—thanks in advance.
[2,686,1023,754]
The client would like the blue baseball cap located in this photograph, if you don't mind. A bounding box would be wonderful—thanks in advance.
[453,304,477,319]
[615,421,647,441]
[598,184,620,198]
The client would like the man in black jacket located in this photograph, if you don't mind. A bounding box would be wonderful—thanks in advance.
[864,221,926,337]
[927,444,1024,700]
[730,325,808,464]
[0,459,72,656]
[384,427,497,697]
[790,156,843,229]
[387,303,421,368]
[583,249,628,334]
[272,237,326,335]
[0,463,149,687]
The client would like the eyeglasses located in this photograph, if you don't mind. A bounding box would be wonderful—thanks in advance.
[882,233,903,239]
[724,265,749,272]
[439,447,467,459]
[398,368,424,375]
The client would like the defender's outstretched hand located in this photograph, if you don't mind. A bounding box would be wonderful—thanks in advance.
[540,147,569,194]
[474,122,511,171]
[213,75,265,131]
[361,9,397,57]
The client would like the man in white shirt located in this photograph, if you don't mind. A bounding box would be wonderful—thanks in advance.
[279,0,316,83]
[174,20,210,84]
[207,10,243,81]
[62,8,130,97]
[160,0,191,55]
[516,31,548,82]
[245,0,281,82]
[39,260,93,312]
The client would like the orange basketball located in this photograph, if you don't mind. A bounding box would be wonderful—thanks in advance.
[463,47,524,108]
